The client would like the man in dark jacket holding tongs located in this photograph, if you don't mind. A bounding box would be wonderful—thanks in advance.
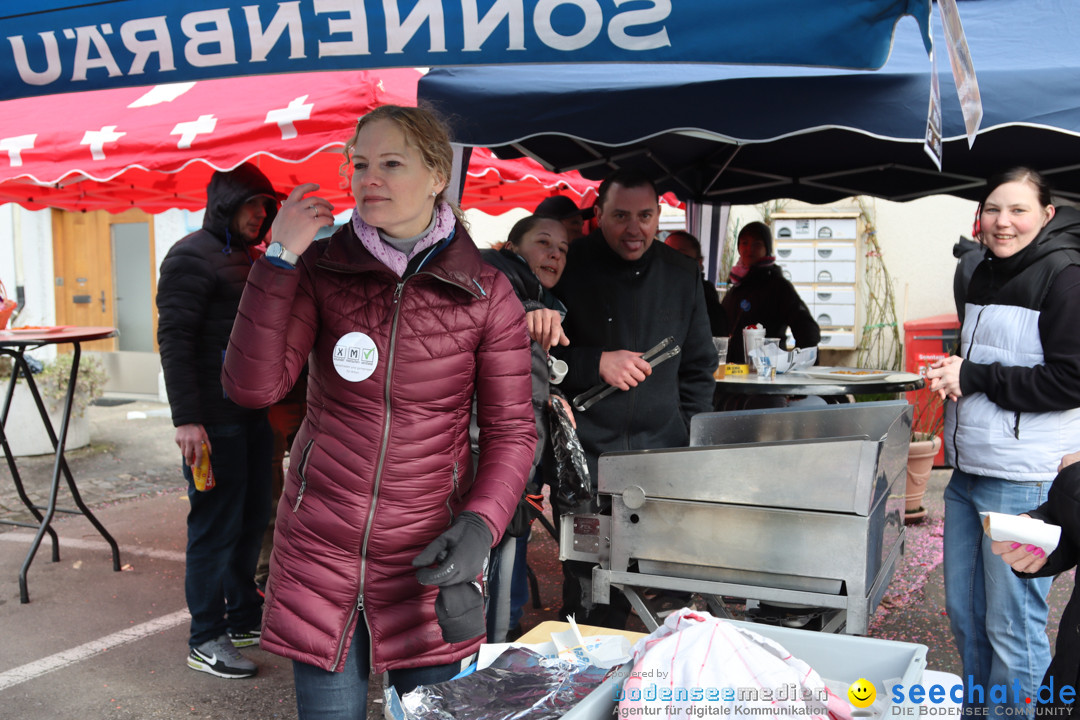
[551,169,715,626]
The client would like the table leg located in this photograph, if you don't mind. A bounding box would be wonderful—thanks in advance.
[16,343,121,603]
[0,350,61,561]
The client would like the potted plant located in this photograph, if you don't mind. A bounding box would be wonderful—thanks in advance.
[905,388,946,524]
[1,353,107,456]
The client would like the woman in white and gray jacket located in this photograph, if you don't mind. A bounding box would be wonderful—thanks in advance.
[928,167,1080,715]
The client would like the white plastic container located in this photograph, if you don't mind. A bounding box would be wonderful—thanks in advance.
[563,620,927,720]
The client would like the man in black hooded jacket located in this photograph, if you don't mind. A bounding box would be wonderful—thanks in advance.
[157,163,279,679]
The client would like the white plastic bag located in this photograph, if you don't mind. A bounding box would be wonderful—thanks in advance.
[618,609,847,720]
[748,345,817,374]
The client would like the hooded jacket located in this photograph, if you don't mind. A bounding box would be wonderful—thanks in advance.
[156,163,278,427]
[945,206,1080,481]
[952,235,985,324]
[221,218,536,673]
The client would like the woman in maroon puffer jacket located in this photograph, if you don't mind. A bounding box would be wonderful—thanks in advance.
[222,105,536,719]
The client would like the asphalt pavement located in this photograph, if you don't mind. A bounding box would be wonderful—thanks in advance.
[0,399,1072,719]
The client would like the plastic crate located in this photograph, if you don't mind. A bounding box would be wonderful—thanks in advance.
[563,620,926,720]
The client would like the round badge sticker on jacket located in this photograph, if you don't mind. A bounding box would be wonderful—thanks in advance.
[332,332,379,382]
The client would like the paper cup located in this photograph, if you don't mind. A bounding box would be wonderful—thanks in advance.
[549,357,568,385]
[981,511,1061,555]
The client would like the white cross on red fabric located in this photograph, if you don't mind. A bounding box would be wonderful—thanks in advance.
[265,96,314,140]
[81,125,125,160]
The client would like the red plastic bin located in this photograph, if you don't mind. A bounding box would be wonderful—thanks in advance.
[904,314,960,467]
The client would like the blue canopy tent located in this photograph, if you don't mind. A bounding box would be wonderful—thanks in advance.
[417,0,1080,206]
[0,1,930,102]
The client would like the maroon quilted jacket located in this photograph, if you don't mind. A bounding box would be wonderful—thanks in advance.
[222,220,536,673]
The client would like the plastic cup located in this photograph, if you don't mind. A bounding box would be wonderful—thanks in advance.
[743,327,766,365]
[752,354,775,381]
[761,338,781,375]
[712,337,729,379]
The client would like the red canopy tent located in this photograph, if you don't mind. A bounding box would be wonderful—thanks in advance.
[463,147,597,216]
[0,68,598,215]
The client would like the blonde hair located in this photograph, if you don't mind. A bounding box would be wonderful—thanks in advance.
[341,104,466,226]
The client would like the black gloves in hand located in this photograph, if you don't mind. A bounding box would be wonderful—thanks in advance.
[412,511,493,586]
[434,582,485,644]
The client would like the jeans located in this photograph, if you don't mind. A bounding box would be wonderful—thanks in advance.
[509,534,530,630]
[944,469,1052,715]
[486,534,518,643]
[294,619,459,720]
[184,415,272,647]
[484,532,532,641]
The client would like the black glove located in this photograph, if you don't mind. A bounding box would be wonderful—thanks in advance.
[412,511,493,586]
[434,581,485,644]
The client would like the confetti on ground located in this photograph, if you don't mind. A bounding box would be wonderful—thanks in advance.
[869,515,945,632]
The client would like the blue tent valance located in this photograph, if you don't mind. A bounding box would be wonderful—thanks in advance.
[0,0,930,102]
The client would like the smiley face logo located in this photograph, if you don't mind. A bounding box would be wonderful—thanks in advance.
[848,678,876,708]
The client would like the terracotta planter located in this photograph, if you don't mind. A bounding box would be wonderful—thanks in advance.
[905,435,942,524]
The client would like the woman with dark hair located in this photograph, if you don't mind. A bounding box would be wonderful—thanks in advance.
[720,221,819,364]
[490,215,570,349]
[479,214,570,641]
[928,167,1080,715]
[221,105,536,719]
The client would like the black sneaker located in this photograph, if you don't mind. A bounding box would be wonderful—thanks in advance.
[227,629,261,648]
[188,635,257,679]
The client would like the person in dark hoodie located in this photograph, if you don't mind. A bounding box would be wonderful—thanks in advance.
[927,167,1080,716]
[993,449,1080,717]
[156,162,280,679]
[721,221,820,365]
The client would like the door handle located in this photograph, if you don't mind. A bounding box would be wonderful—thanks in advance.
[100,290,106,313]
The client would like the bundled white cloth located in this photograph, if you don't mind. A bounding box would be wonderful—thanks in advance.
[618,609,850,720]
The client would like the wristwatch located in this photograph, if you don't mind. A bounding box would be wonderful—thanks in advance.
[265,241,299,266]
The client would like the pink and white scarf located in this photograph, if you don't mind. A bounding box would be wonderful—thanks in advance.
[351,202,457,277]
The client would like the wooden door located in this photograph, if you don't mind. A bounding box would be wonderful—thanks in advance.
[51,209,157,353]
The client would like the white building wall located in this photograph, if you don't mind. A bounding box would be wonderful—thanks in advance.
[153,209,203,279]
[0,205,14,302]
[2,206,55,330]
[727,195,974,333]
[463,208,529,248]
[872,195,976,326]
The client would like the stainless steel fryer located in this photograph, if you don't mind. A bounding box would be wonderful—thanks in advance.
[561,400,912,634]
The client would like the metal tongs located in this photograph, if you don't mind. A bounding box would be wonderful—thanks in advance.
[572,336,681,412]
